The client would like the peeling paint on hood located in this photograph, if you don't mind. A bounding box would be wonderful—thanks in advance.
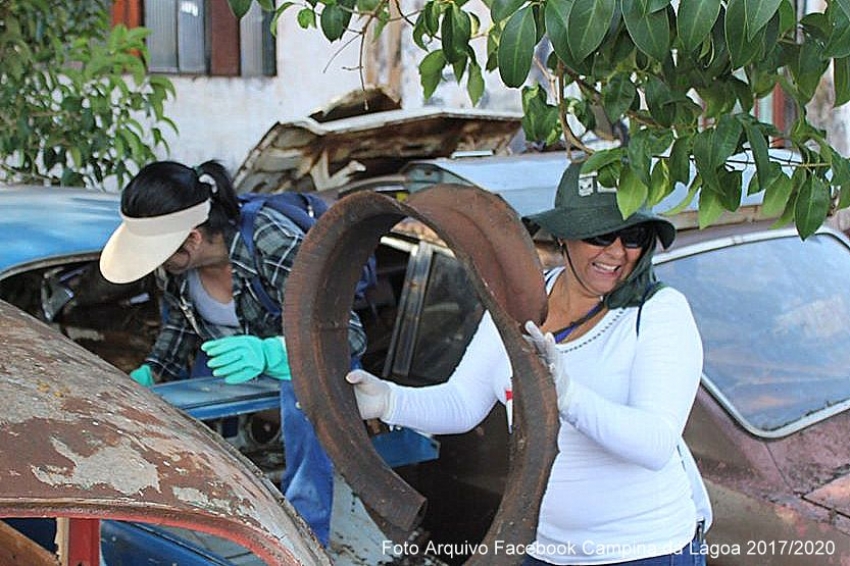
[0,300,330,565]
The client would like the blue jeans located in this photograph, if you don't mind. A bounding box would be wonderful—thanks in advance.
[279,379,334,546]
[521,533,706,566]
[190,350,335,547]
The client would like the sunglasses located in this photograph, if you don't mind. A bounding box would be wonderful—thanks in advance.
[582,225,652,249]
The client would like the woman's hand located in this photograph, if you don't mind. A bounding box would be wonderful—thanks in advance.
[345,369,393,420]
[524,321,572,412]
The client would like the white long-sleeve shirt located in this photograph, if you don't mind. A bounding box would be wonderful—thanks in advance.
[384,271,705,564]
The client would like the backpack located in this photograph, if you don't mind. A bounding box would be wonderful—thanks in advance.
[237,192,377,318]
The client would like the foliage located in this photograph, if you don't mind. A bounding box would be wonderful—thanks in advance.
[236,0,850,238]
[0,0,176,188]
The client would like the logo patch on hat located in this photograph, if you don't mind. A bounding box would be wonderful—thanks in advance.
[578,174,616,196]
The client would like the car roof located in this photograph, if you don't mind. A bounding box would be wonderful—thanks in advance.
[0,185,121,274]
[399,149,800,230]
[0,299,328,565]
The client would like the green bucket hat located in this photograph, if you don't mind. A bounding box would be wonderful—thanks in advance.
[527,162,676,249]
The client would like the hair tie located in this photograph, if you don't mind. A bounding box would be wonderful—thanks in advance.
[193,166,218,196]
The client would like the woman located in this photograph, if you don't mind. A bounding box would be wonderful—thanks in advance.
[347,163,710,565]
[99,160,366,546]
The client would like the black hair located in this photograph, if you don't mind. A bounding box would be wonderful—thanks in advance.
[120,160,240,235]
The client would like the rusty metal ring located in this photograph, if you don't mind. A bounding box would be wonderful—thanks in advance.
[284,184,560,564]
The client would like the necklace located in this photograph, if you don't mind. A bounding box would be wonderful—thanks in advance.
[552,301,604,342]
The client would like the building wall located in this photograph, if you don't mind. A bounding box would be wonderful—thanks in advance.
[150,1,524,175]
[154,10,366,173]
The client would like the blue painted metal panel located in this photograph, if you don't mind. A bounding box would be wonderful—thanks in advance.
[370,427,439,468]
[0,186,121,272]
[152,376,282,421]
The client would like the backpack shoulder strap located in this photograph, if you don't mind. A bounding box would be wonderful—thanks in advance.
[236,195,288,318]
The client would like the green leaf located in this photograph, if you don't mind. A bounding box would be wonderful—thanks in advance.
[584,148,626,173]
[669,136,692,186]
[617,165,649,218]
[442,5,472,63]
[648,159,673,205]
[545,0,575,65]
[830,148,850,203]
[498,6,537,87]
[297,8,316,29]
[835,57,850,107]
[740,119,776,188]
[698,185,727,227]
[677,0,721,54]
[795,175,830,238]
[320,4,345,40]
[761,171,793,216]
[693,129,720,187]
[467,61,485,104]
[713,114,744,164]
[567,0,616,61]
[622,0,670,61]
[716,167,743,211]
[419,50,447,99]
[358,0,381,12]
[602,74,636,122]
[644,75,675,127]
[227,0,253,18]
[627,130,652,186]
[521,85,561,145]
[665,175,701,214]
[792,40,830,103]
[824,4,850,58]
[492,0,526,23]
[647,0,670,13]
[743,0,781,41]
[725,0,764,68]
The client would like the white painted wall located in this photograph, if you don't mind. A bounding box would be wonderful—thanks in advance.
[152,11,366,174]
[147,1,525,177]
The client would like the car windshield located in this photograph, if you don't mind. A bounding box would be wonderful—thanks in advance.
[655,232,850,437]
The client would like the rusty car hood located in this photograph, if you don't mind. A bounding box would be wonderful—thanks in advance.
[232,108,522,194]
[0,300,329,565]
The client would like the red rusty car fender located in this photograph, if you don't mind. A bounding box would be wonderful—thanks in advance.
[284,184,560,563]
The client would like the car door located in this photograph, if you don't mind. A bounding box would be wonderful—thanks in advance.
[365,235,510,560]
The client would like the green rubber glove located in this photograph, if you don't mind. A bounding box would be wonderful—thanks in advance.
[201,335,291,384]
[129,364,154,387]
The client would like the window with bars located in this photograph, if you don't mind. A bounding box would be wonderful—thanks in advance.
[112,0,276,77]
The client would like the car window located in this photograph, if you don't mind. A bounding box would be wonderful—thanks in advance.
[0,261,158,373]
[408,252,485,385]
[656,232,850,437]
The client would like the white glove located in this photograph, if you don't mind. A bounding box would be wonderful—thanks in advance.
[524,320,573,413]
[345,369,394,420]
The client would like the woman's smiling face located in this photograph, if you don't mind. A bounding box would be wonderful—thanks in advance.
[564,236,644,297]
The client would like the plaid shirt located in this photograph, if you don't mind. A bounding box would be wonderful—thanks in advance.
[146,206,367,380]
